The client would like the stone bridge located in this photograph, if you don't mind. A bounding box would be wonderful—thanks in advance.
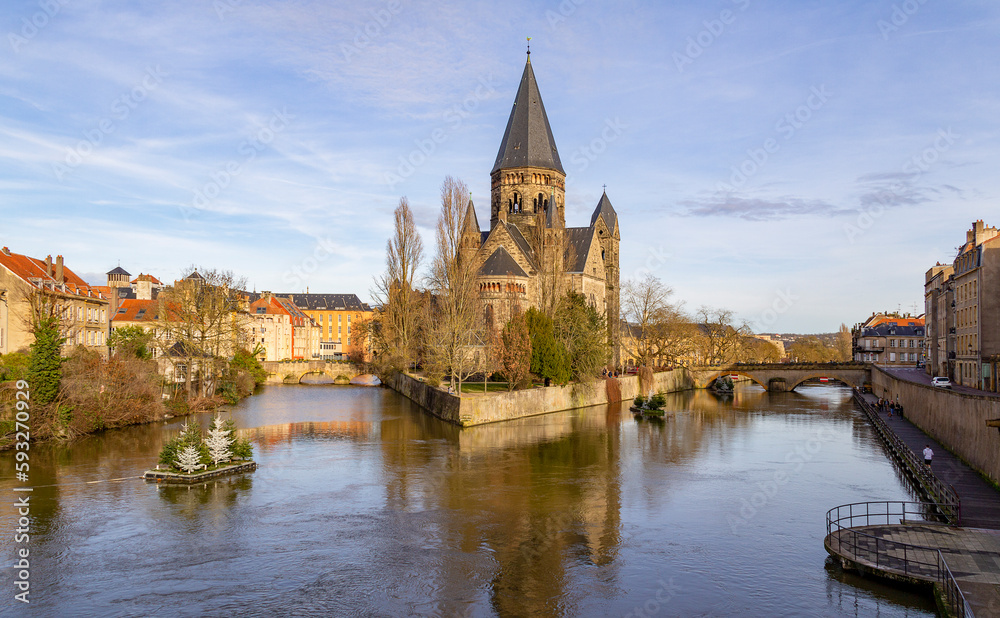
[688,363,871,392]
[261,360,365,384]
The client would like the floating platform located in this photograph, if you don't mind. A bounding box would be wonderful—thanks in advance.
[143,461,257,484]
[630,406,670,419]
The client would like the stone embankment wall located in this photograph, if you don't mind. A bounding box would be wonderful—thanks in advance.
[872,366,1000,485]
[386,369,694,427]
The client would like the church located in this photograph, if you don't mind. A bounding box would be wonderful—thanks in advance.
[459,50,621,351]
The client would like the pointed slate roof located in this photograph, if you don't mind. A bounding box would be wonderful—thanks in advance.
[590,191,618,231]
[478,246,528,278]
[107,266,130,276]
[491,55,565,175]
[504,222,537,269]
[565,227,595,273]
[462,199,480,236]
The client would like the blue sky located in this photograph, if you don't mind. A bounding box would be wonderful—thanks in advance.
[2,0,998,333]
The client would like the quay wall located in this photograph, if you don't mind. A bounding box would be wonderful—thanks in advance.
[386,369,694,427]
[871,366,1000,485]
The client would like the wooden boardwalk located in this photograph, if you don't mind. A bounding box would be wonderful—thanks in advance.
[859,392,1000,529]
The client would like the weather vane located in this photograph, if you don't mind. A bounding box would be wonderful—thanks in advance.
[527,37,531,56]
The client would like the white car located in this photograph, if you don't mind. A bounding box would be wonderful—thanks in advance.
[931,377,952,389]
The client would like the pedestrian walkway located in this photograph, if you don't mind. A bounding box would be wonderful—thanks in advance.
[826,523,1000,616]
[859,391,1000,529]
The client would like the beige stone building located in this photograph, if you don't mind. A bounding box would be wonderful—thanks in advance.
[248,293,321,361]
[923,221,1000,390]
[924,263,955,378]
[0,247,110,356]
[458,52,621,358]
[852,313,925,366]
[273,293,373,361]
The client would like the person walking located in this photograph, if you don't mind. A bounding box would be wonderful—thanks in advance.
[923,444,933,467]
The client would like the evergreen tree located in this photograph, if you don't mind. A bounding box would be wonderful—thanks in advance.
[29,315,64,406]
[223,418,254,460]
[554,292,610,381]
[525,308,570,383]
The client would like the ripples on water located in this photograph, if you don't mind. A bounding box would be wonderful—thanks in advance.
[0,383,936,616]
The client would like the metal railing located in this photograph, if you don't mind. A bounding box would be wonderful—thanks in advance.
[938,549,974,618]
[853,391,961,523]
[826,501,947,579]
[826,501,974,617]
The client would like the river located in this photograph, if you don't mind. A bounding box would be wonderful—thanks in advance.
[1,383,937,616]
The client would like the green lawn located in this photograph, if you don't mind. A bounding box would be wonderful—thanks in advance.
[460,382,511,393]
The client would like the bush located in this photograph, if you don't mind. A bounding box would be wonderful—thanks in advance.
[633,395,646,407]
[649,394,666,409]
[0,352,29,383]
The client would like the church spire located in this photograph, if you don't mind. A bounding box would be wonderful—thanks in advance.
[491,53,564,175]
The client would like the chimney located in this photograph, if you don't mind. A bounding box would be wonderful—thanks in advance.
[45,255,53,278]
[55,255,64,282]
[1,247,9,256]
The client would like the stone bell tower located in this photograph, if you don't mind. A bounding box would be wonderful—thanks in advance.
[489,50,566,233]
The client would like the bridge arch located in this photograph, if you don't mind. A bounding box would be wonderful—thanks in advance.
[261,360,365,385]
[692,370,767,391]
[784,373,857,391]
[688,363,871,392]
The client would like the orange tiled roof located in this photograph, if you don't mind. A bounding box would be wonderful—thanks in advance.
[0,248,106,300]
[112,299,160,322]
[131,274,163,285]
[868,316,925,328]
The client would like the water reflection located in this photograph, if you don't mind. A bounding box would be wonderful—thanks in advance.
[0,384,937,616]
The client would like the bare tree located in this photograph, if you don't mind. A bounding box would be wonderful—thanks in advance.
[620,274,671,368]
[372,197,424,371]
[156,268,250,399]
[741,336,782,363]
[835,323,852,361]
[427,176,483,392]
[695,306,752,365]
[620,274,696,368]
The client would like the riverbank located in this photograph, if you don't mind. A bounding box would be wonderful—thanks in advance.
[385,369,693,426]
[871,365,1000,487]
